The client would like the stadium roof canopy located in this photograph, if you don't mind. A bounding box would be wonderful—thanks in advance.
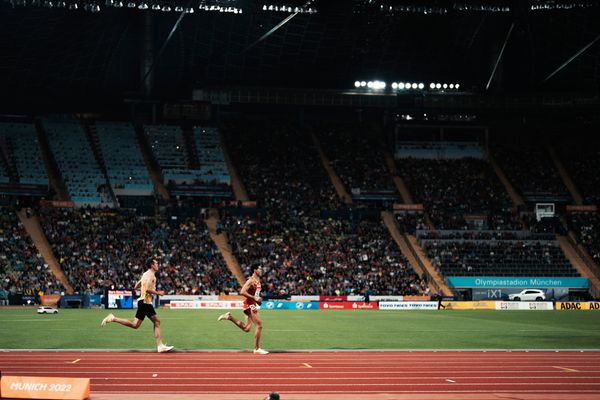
[1,0,599,106]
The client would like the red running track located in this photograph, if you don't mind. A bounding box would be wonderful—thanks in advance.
[1,351,600,400]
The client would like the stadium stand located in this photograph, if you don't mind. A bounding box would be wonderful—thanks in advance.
[316,125,398,201]
[96,121,153,196]
[492,139,570,199]
[222,123,425,296]
[419,229,577,277]
[0,207,63,295]
[568,212,600,266]
[557,140,600,205]
[43,121,106,206]
[38,207,236,295]
[0,122,48,186]
[396,157,520,230]
[193,126,230,185]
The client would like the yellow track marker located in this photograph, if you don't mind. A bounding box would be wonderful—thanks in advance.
[302,363,313,368]
[552,366,578,372]
[71,359,81,364]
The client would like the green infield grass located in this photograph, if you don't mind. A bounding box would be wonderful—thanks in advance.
[0,308,599,350]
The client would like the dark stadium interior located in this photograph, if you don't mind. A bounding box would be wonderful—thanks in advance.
[1,0,600,307]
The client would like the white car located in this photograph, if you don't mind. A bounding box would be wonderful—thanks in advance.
[508,289,546,301]
[37,306,58,314]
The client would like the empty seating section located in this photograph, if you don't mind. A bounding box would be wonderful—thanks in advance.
[0,207,63,293]
[44,121,105,206]
[0,122,47,185]
[145,124,201,184]
[96,122,153,196]
[419,230,577,277]
[397,158,519,230]
[396,141,484,159]
[193,127,230,184]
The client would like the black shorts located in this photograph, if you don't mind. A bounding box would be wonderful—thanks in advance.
[135,300,157,321]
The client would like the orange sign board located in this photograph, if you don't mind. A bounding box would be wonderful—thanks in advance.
[1,376,90,400]
[40,295,61,306]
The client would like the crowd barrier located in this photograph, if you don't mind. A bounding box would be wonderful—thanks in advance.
[160,300,600,311]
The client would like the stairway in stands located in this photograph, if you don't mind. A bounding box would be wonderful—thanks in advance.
[547,144,583,205]
[310,130,353,204]
[16,209,74,295]
[220,129,249,202]
[181,124,200,170]
[557,235,600,298]
[82,120,119,207]
[134,123,170,201]
[205,208,245,285]
[35,120,70,201]
[382,211,454,297]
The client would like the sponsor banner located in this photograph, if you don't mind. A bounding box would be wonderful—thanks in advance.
[162,295,219,301]
[441,301,496,310]
[556,302,600,310]
[1,375,90,400]
[170,300,244,309]
[89,295,102,306]
[379,301,438,310]
[221,200,257,208]
[347,295,365,301]
[566,205,597,213]
[39,200,75,208]
[262,301,319,310]
[393,203,424,211]
[448,276,588,288]
[472,287,569,301]
[40,295,61,306]
[320,296,347,302]
[403,295,431,301]
[290,296,320,302]
[495,301,554,310]
[371,296,404,301]
[319,301,379,310]
[219,295,245,301]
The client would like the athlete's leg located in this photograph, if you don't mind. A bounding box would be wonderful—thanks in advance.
[149,315,164,346]
[219,311,251,332]
[112,317,143,329]
[248,312,263,350]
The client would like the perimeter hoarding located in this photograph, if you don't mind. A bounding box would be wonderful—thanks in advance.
[448,277,589,288]
[379,301,438,310]
[262,301,319,310]
[319,302,379,310]
[556,302,600,310]
[449,276,588,301]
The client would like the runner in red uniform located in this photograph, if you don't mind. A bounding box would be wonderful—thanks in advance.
[217,263,268,355]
